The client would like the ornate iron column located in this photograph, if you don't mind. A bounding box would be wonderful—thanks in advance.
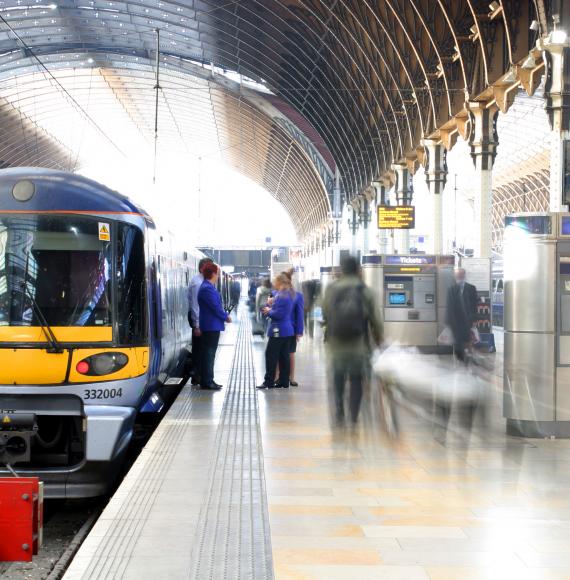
[422,139,448,254]
[330,170,343,267]
[539,30,570,211]
[372,180,386,254]
[391,162,413,254]
[348,202,360,256]
[359,195,372,255]
[468,101,499,258]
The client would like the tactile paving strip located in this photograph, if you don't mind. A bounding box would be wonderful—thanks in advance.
[77,382,205,579]
[189,315,274,580]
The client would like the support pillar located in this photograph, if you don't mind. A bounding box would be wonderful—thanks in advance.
[360,197,371,254]
[391,163,413,254]
[539,33,570,210]
[422,139,448,254]
[373,181,388,254]
[468,101,499,258]
[349,204,359,256]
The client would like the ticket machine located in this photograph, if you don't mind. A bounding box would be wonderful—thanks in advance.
[362,254,454,351]
[504,212,570,437]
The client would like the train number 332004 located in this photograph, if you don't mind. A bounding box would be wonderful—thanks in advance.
[84,388,123,400]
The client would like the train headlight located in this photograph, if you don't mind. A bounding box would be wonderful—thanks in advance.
[12,179,35,202]
[76,352,129,376]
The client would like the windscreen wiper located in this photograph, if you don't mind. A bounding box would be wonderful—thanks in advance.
[20,282,64,354]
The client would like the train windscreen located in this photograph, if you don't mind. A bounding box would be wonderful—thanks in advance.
[0,215,112,327]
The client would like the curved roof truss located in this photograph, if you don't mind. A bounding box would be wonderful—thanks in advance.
[0,0,551,233]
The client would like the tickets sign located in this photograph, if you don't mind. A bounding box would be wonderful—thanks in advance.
[378,205,415,229]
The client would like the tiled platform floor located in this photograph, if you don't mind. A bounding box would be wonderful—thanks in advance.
[66,317,570,580]
[260,331,570,580]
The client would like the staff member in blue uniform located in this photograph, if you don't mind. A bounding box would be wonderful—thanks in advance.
[290,272,304,387]
[280,269,304,387]
[187,257,213,386]
[198,262,232,390]
[257,273,295,389]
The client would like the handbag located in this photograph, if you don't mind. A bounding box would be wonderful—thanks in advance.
[437,326,454,345]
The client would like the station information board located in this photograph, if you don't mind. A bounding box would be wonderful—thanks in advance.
[378,205,415,229]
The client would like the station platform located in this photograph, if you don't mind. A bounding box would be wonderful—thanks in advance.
[65,316,570,580]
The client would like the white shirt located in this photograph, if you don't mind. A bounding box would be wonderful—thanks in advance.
[188,273,203,328]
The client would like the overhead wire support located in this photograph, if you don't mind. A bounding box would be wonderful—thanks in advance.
[0,12,126,159]
[153,27,161,185]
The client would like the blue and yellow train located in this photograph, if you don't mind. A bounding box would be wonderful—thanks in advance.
[0,168,228,498]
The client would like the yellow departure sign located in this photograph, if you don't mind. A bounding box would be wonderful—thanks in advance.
[378,205,415,229]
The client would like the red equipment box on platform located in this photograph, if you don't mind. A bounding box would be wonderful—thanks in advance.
[0,478,43,562]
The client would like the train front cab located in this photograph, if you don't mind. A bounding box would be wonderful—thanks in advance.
[0,212,152,497]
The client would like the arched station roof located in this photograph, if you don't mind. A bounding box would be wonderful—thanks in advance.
[0,0,552,236]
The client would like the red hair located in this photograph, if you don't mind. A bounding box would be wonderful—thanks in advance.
[202,262,219,280]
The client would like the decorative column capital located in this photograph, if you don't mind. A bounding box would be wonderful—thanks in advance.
[391,162,413,206]
[467,101,499,170]
[422,138,448,195]
[538,35,570,132]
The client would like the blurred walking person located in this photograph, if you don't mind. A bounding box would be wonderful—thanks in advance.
[302,279,318,338]
[197,262,232,390]
[230,278,241,311]
[323,256,383,427]
[439,267,480,436]
[255,278,272,324]
[257,273,295,389]
[188,257,213,386]
[445,267,478,362]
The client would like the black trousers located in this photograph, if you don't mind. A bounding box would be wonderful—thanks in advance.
[333,364,364,424]
[264,336,291,386]
[201,331,220,387]
[192,334,203,379]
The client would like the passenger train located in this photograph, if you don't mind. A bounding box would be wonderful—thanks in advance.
[0,168,231,498]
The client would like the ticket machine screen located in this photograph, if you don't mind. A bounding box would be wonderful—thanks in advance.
[388,292,407,305]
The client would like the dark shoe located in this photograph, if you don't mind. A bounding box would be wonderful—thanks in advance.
[191,377,201,386]
[257,383,272,389]
[275,383,289,388]
[289,381,299,387]
[201,383,222,390]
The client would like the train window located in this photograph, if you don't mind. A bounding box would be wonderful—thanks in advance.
[116,224,147,344]
[0,215,112,327]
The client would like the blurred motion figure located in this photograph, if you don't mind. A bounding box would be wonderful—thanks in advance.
[301,279,319,338]
[323,256,383,426]
[255,278,272,323]
[446,267,478,362]
[230,278,241,310]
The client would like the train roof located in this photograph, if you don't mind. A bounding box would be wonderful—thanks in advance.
[0,168,150,218]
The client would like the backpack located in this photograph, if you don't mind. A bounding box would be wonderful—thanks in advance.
[327,283,367,342]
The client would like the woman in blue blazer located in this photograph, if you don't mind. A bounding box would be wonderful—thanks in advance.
[198,262,231,390]
[257,273,294,389]
[289,280,304,386]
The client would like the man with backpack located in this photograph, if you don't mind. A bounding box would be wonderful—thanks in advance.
[322,256,383,427]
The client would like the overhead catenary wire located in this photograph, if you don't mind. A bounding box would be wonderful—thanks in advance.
[153,27,161,185]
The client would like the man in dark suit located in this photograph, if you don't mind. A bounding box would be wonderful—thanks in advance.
[445,267,478,362]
